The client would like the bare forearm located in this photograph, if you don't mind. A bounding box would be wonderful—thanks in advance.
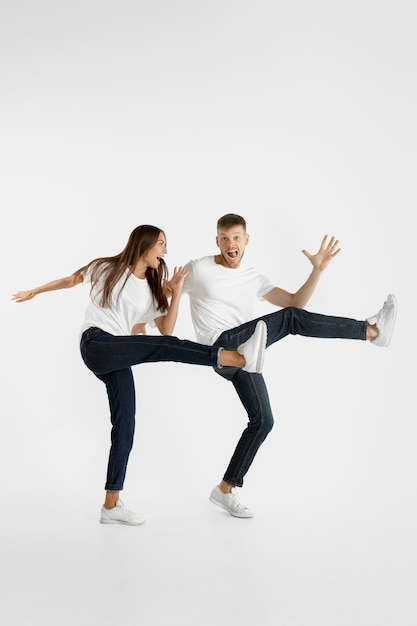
[264,235,340,309]
[34,275,80,294]
[264,267,322,309]
[12,273,83,302]
[291,267,322,308]
[156,292,181,335]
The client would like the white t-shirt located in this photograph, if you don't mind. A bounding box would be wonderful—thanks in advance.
[80,266,163,337]
[182,256,274,345]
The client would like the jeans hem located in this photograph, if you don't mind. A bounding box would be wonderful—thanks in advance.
[223,475,243,488]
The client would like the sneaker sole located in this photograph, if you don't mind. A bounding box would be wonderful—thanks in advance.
[383,294,397,347]
[100,518,146,526]
[256,321,267,372]
[375,293,397,347]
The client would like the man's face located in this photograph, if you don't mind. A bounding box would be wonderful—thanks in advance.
[216,225,249,268]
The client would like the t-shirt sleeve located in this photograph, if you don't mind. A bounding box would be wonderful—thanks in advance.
[81,261,103,286]
[146,306,168,328]
[81,267,91,284]
[182,260,194,294]
[257,273,275,299]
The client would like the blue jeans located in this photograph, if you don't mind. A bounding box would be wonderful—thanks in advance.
[213,307,367,487]
[80,327,220,491]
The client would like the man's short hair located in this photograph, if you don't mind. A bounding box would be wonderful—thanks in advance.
[217,214,247,232]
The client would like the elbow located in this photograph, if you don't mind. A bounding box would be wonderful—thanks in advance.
[156,320,172,336]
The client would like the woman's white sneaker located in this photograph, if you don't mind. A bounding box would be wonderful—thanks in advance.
[367,294,397,347]
[100,499,146,525]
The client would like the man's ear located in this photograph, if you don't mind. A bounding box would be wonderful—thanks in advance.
[215,235,219,248]
[245,233,250,245]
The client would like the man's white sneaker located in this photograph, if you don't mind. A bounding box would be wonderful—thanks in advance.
[367,293,397,347]
[100,499,146,526]
[209,486,254,518]
[237,320,267,373]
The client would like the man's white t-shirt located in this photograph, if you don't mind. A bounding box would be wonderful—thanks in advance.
[80,267,163,338]
[182,256,274,345]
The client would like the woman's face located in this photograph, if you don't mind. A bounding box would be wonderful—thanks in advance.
[141,232,168,270]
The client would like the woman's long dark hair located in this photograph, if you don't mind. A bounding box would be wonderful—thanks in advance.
[74,225,169,312]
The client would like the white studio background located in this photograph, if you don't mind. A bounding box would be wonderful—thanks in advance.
[0,2,415,626]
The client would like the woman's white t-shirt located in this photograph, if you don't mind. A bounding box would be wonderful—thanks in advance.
[80,267,163,337]
[182,256,274,345]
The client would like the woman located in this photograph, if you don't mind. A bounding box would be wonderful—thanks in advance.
[12,225,267,525]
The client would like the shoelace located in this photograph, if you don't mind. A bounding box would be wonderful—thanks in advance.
[118,504,137,518]
[229,490,250,513]
[378,299,394,329]
[370,298,389,326]
[380,299,389,316]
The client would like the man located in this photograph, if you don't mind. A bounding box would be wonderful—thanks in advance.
[182,213,397,518]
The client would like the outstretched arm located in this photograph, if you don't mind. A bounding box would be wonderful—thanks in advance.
[264,235,341,309]
[154,266,189,335]
[11,273,84,303]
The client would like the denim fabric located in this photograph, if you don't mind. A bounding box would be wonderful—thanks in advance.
[213,307,367,487]
[80,327,219,491]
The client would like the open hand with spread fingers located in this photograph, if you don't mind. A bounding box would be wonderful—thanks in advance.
[164,266,189,295]
[302,235,341,272]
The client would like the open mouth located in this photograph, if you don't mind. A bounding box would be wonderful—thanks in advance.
[227,250,238,260]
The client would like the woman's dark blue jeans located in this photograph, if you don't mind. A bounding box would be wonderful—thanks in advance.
[80,327,220,492]
[213,306,367,487]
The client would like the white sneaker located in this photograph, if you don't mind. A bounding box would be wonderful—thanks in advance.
[367,294,397,347]
[209,486,254,518]
[100,499,146,525]
[237,320,267,373]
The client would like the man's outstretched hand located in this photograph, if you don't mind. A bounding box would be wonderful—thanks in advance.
[302,235,341,272]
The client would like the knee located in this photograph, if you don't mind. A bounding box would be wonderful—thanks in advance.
[251,409,274,437]
[261,413,274,436]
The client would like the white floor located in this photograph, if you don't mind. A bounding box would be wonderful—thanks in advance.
[3,309,414,626]
[3,309,413,626]
[3,480,415,626]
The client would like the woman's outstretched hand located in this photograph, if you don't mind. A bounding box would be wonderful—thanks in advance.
[11,290,35,303]
[164,266,189,294]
